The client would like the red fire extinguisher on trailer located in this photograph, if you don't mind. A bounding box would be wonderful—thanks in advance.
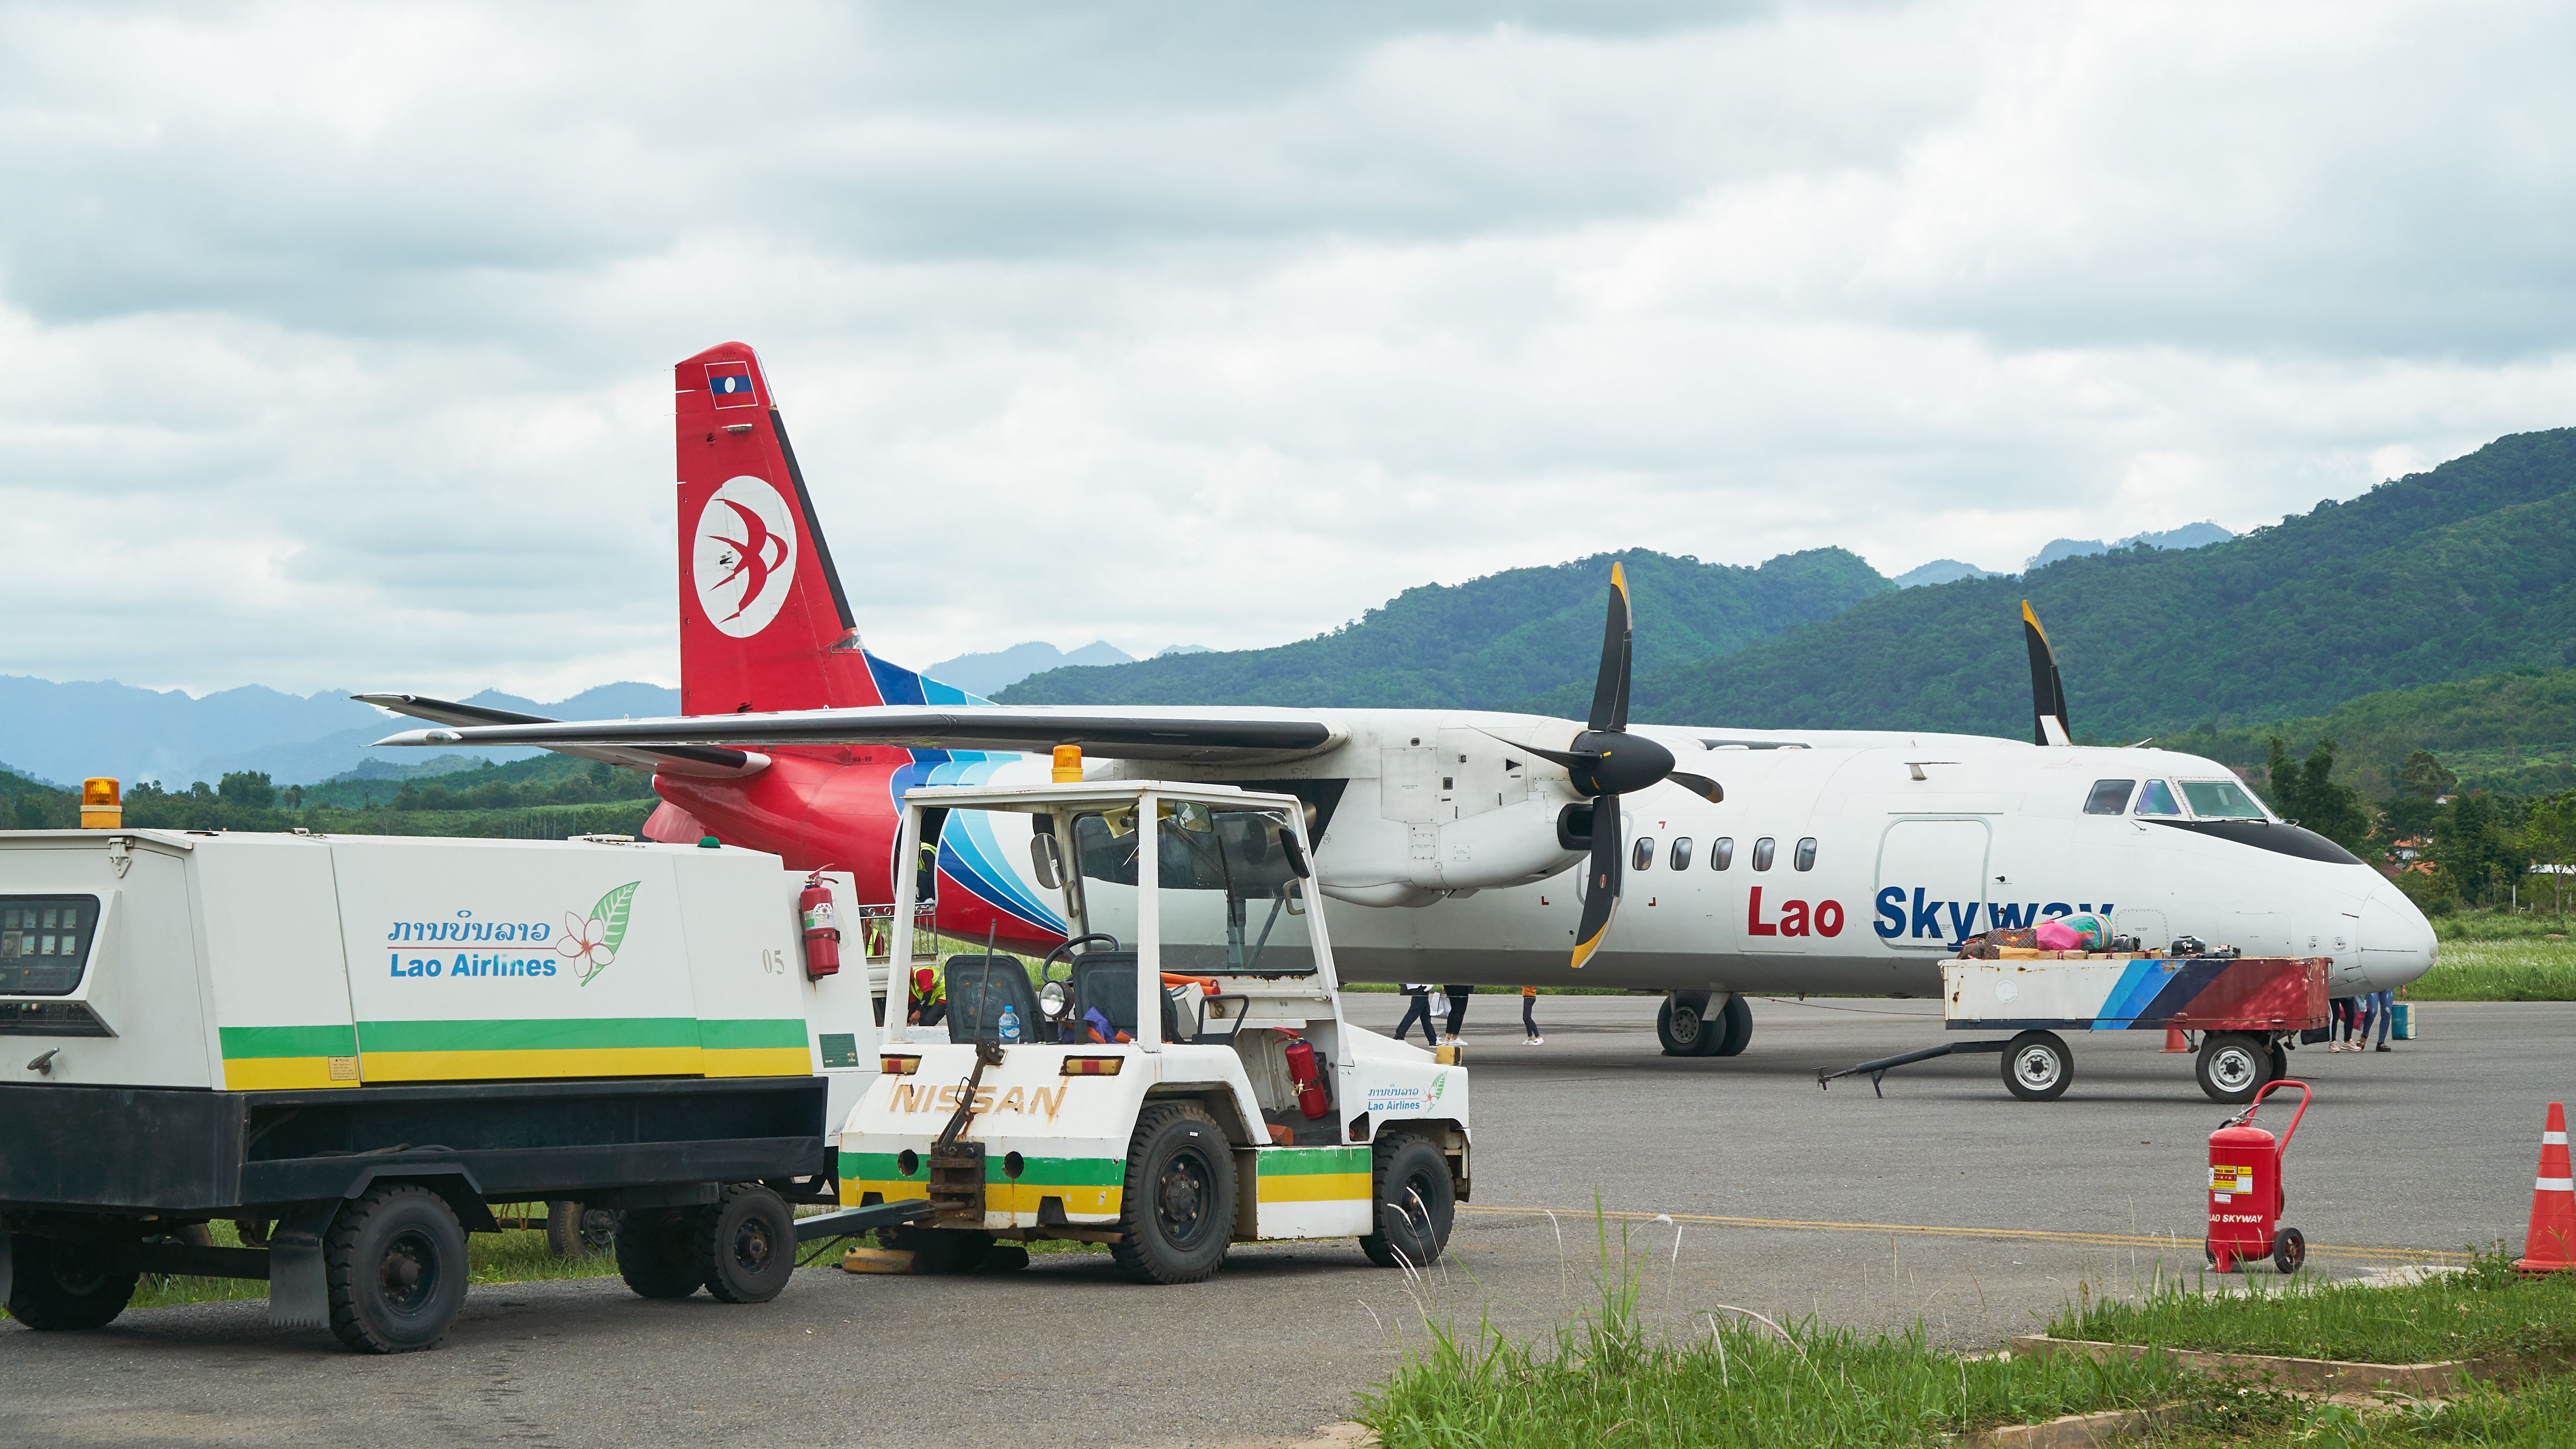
[2206,1078,2310,1274]
[1281,1034,1331,1120]
[798,870,841,980]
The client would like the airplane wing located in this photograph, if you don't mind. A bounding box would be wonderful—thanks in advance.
[370,704,1343,765]
[356,693,771,778]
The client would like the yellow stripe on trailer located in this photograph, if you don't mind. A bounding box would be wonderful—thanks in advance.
[359,1046,706,1081]
[1257,1172,1370,1204]
[699,1046,814,1076]
[221,1056,360,1091]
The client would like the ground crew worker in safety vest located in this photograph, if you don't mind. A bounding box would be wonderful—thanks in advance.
[907,966,947,1027]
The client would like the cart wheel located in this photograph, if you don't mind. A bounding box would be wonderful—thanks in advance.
[1360,1134,1456,1269]
[1657,994,1712,1056]
[1110,1102,1236,1284]
[695,1184,796,1304]
[2001,1031,2073,1101]
[324,1185,469,1354]
[2196,1034,2269,1103]
[615,1206,710,1299]
[3,1230,141,1331]
[2273,1227,2306,1275]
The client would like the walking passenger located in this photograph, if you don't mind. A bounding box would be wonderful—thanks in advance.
[1393,983,1441,1046]
[2330,995,2359,1051]
[1443,983,1474,1038]
[2363,987,2396,1052]
[1521,986,1543,1046]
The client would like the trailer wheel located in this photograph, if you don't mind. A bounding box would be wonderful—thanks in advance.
[1656,994,1712,1056]
[2001,1031,2073,1101]
[615,1207,709,1300]
[1359,1134,1456,1269]
[324,1185,469,1354]
[1110,1102,1235,1285]
[4,1231,141,1331]
[696,1184,796,1304]
[2273,1227,2306,1275]
[2197,1033,2270,1104]
[546,1201,619,1258]
[1712,993,1753,1058]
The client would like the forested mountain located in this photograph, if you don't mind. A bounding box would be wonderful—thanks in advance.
[2162,668,2576,799]
[997,549,1892,710]
[1629,428,2576,739]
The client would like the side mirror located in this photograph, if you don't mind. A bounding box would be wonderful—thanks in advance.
[1028,829,1062,889]
[1281,879,1307,916]
[1038,979,1068,1019]
[1280,832,1311,879]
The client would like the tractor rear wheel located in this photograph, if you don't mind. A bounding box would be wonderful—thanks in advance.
[1110,1102,1235,1285]
[1359,1134,1455,1270]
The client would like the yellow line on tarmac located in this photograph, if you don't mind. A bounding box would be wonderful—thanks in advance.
[1458,1206,2469,1264]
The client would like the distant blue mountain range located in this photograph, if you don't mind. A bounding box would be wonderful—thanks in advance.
[0,679,679,788]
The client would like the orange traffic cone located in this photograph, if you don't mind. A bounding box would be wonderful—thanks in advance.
[2160,1025,2190,1053]
[2514,1102,2574,1275]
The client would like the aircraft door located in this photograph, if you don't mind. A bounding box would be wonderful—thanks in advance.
[1874,818,1990,953]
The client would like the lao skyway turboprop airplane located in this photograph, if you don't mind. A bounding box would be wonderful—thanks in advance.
[370,342,2435,1060]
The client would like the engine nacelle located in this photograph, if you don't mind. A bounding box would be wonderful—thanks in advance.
[1319,798,1581,908]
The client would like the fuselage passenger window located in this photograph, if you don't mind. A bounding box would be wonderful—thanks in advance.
[1752,837,1776,871]
[2084,779,2136,815]
[1793,837,1817,871]
[1632,836,1655,871]
[1670,837,1693,871]
[1710,837,1735,871]
[2134,780,2182,817]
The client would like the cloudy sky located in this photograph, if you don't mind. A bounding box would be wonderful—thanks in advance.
[4,0,2570,700]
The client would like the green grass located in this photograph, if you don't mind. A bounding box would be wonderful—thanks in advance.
[1359,1223,2190,1448]
[2431,911,2576,943]
[2132,1375,2576,1447]
[2049,1253,2576,1365]
[124,1219,625,1311]
[2408,938,2576,1000]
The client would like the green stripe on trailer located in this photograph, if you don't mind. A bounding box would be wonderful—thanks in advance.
[219,1024,359,1060]
[838,1150,1123,1186]
[352,1017,803,1053]
[1262,1145,1372,1176]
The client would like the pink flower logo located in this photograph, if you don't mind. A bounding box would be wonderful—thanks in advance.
[558,912,616,983]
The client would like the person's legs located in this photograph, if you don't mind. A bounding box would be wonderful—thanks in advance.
[1444,985,1472,1037]
[1522,990,1541,1044]
[2372,988,2396,1047]
[1395,993,1437,1045]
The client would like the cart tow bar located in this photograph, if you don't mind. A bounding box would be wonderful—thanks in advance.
[1818,1040,2012,1097]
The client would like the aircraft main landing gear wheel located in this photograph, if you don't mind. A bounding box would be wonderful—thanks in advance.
[1111,1102,1235,1285]
[1712,993,1752,1057]
[3,1228,141,1331]
[1360,1134,1455,1270]
[2001,1030,2073,1101]
[2197,1033,2270,1104]
[1657,993,1712,1056]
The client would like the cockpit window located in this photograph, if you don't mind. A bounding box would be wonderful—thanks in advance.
[2180,778,2269,820]
[2133,780,2182,817]
[2084,779,2135,815]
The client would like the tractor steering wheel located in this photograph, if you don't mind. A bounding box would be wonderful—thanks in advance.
[1039,933,1122,984]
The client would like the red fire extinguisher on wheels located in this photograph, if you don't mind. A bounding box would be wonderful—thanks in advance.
[2207,1078,2311,1274]
[799,870,841,980]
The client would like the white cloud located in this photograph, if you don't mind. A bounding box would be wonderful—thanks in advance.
[0,0,2568,697]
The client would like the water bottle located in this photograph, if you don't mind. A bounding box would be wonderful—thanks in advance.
[997,1003,1022,1044]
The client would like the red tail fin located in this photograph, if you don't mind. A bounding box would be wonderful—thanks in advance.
[675,343,883,715]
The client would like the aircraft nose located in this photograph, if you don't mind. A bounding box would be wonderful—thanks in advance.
[2354,879,2438,988]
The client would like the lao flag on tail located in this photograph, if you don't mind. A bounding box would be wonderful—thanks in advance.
[706,360,759,408]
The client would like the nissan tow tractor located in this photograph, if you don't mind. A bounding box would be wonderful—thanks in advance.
[842,775,1469,1282]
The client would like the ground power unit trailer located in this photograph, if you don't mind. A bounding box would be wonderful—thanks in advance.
[0,828,913,1351]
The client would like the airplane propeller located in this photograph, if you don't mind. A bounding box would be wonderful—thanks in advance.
[1509,561,1723,968]
[2021,599,2072,746]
